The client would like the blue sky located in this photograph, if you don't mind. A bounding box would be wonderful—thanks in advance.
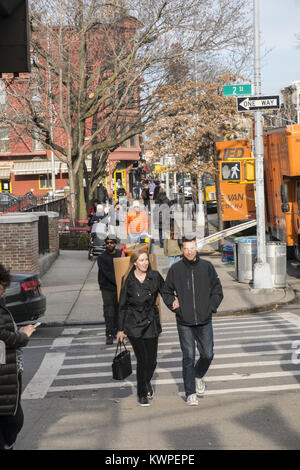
[259,0,300,95]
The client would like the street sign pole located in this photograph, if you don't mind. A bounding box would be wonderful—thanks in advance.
[253,0,273,289]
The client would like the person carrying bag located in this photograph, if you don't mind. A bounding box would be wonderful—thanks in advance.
[112,341,132,381]
[116,249,164,407]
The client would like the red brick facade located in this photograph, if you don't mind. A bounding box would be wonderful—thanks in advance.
[0,214,39,273]
[0,20,141,200]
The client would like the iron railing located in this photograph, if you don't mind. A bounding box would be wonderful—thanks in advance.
[0,192,68,218]
[0,192,37,213]
[25,197,68,218]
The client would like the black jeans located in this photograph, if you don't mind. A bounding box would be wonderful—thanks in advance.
[0,373,24,449]
[143,199,151,213]
[101,289,118,337]
[129,336,158,398]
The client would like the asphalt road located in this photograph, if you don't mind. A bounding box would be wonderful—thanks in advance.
[17,311,300,451]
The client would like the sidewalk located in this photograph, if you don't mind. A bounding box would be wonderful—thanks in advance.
[40,245,296,326]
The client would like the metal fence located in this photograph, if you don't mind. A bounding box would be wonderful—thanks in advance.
[0,192,37,213]
[0,192,68,218]
[25,197,68,218]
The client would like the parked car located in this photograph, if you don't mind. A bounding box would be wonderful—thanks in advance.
[2,272,46,324]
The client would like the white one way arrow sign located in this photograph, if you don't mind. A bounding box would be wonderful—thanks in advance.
[237,95,280,111]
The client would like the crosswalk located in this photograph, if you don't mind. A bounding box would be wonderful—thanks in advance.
[22,312,300,400]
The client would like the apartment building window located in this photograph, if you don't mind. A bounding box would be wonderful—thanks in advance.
[0,80,7,114]
[127,87,136,109]
[0,180,11,192]
[39,174,52,189]
[0,127,9,152]
[119,122,129,147]
[130,134,137,148]
[33,127,44,151]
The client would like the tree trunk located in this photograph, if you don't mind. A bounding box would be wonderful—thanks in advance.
[76,159,87,220]
[68,164,77,227]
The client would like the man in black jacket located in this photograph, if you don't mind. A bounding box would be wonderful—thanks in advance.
[162,236,223,405]
[97,234,121,344]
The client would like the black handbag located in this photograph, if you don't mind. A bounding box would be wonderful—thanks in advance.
[112,341,132,380]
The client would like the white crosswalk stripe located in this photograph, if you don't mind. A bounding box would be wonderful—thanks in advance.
[22,312,300,399]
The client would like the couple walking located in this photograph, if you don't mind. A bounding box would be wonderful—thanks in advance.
[116,236,223,406]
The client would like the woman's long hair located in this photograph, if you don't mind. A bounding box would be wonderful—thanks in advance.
[121,249,152,287]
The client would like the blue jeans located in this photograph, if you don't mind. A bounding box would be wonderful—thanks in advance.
[177,321,214,397]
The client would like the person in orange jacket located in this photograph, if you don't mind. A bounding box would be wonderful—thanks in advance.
[126,201,149,243]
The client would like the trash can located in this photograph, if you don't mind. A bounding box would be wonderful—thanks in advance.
[222,243,234,262]
[234,236,257,281]
[266,242,286,287]
[237,237,257,283]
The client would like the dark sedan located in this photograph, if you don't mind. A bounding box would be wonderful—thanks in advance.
[3,272,46,324]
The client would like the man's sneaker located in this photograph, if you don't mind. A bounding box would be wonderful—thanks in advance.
[147,383,154,400]
[138,396,150,407]
[106,335,113,345]
[195,377,206,397]
[186,394,199,406]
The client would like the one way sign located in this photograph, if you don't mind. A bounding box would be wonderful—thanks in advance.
[237,95,280,112]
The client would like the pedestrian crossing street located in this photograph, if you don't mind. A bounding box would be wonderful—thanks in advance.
[22,312,300,400]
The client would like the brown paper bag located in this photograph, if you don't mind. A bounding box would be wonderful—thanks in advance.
[113,253,162,323]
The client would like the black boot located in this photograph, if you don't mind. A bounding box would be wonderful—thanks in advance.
[106,335,113,345]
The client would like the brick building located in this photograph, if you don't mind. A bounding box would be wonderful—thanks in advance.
[0,16,141,202]
[0,134,140,199]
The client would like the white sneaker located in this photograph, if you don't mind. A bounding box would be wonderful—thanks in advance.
[186,393,199,406]
[195,377,206,397]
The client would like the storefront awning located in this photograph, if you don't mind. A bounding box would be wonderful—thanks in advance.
[60,159,92,173]
[13,161,60,175]
[0,167,11,178]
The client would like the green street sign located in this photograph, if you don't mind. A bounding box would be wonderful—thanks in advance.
[223,84,252,97]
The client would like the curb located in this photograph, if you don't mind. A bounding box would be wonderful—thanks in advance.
[38,320,105,328]
[38,286,295,327]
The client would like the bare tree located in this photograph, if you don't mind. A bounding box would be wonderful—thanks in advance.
[1,0,252,222]
[145,74,250,239]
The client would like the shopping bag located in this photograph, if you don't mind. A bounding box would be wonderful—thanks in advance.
[112,341,132,380]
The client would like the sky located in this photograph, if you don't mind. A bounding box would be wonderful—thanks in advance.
[259,0,300,95]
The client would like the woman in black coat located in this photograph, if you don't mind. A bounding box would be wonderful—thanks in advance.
[116,249,164,407]
[0,264,36,450]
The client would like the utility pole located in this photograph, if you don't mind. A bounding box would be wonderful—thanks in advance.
[193,15,205,240]
[165,155,170,199]
[253,0,273,288]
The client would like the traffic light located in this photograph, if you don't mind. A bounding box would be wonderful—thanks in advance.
[221,162,241,181]
[0,0,31,74]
